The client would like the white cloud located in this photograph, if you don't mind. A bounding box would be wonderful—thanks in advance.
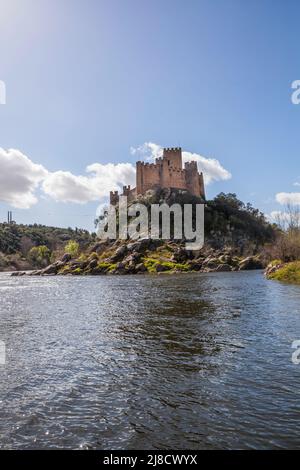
[182,151,231,184]
[0,143,230,209]
[0,148,136,208]
[42,171,98,204]
[267,210,290,223]
[130,142,163,162]
[293,182,300,187]
[42,163,136,204]
[276,192,300,206]
[131,142,231,184]
[0,148,48,208]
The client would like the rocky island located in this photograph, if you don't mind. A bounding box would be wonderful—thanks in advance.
[8,191,276,277]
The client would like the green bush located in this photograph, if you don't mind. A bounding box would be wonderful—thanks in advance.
[28,245,51,268]
[268,261,300,284]
[64,240,80,258]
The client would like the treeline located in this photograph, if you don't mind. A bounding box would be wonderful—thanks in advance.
[205,192,276,245]
[0,193,278,271]
[123,190,277,249]
[0,223,95,255]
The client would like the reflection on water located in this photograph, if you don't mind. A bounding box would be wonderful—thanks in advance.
[0,271,300,449]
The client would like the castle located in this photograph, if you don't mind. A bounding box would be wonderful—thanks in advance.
[110,147,205,205]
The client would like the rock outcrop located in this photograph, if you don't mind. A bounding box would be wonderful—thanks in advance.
[15,241,266,277]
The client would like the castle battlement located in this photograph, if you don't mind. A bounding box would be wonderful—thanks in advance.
[164,147,181,152]
[185,161,197,169]
[110,147,205,204]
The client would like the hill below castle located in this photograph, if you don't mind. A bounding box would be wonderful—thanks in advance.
[7,192,277,276]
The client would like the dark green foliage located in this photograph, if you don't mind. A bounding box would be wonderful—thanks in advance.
[27,245,51,268]
[0,223,94,255]
[205,193,275,244]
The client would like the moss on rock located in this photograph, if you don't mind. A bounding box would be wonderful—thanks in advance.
[267,261,300,285]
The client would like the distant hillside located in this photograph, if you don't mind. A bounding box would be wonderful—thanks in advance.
[0,223,95,272]
[1,193,277,274]
[0,223,94,254]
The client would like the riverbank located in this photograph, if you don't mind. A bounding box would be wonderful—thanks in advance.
[11,238,265,276]
[265,260,300,285]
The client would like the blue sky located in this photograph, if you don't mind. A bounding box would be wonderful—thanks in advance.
[0,0,300,231]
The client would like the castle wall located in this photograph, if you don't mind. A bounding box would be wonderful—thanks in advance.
[199,172,205,199]
[111,147,205,205]
[141,163,161,192]
[110,186,137,205]
[110,190,119,205]
[162,147,182,169]
[135,148,205,198]
[185,161,201,196]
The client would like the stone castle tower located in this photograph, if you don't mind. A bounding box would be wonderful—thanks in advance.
[110,147,205,205]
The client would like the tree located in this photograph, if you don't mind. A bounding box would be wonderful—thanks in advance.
[270,204,300,261]
[28,245,51,268]
[64,240,79,258]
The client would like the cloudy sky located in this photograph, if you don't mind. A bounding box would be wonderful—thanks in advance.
[0,0,300,230]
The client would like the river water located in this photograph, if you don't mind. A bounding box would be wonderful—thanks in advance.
[0,270,300,449]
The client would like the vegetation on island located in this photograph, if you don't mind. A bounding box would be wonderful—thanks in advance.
[7,191,279,277]
[6,191,300,281]
[267,261,300,284]
[264,204,300,285]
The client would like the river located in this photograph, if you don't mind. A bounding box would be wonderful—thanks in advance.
[0,270,300,449]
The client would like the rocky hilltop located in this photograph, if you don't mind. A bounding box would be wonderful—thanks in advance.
[11,192,276,277]
[13,238,265,277]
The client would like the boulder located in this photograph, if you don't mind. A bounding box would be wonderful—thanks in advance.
[202,257,219,269]
[110,245,127,262]
[239,256,263,270]
[96,264,109,274]
[40,263,59,275]
[135,262,147,273]
[155,263,169,272]
[171,247,188,263]
[61,253,72,263]
[218,254,232,264]
[214,263,232,272]
[87,259,98,270]
[28,270,42,276]
[123,252,141,265]
[88,252,98,261]
[127,241,142,253]
[114,262,127,274]
[69,260,87,269]
[186,260,202,271]
[264,262,284,276]
[88,241,110,254]
[127,239,150,253]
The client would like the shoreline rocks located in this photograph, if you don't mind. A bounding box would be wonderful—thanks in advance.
[265,260,300,285]
[10,242,266,277]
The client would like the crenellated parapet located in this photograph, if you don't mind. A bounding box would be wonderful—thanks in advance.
[111,147,205,204]
[110,190,119,205]
[135,147,205,198]
[122,185,131,196]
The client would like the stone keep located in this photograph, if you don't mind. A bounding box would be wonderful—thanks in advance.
[110,147,205,204]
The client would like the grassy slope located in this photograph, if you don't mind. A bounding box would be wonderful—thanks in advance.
[268,261,300,285]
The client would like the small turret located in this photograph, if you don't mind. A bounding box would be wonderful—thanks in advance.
[110,190,119,205]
